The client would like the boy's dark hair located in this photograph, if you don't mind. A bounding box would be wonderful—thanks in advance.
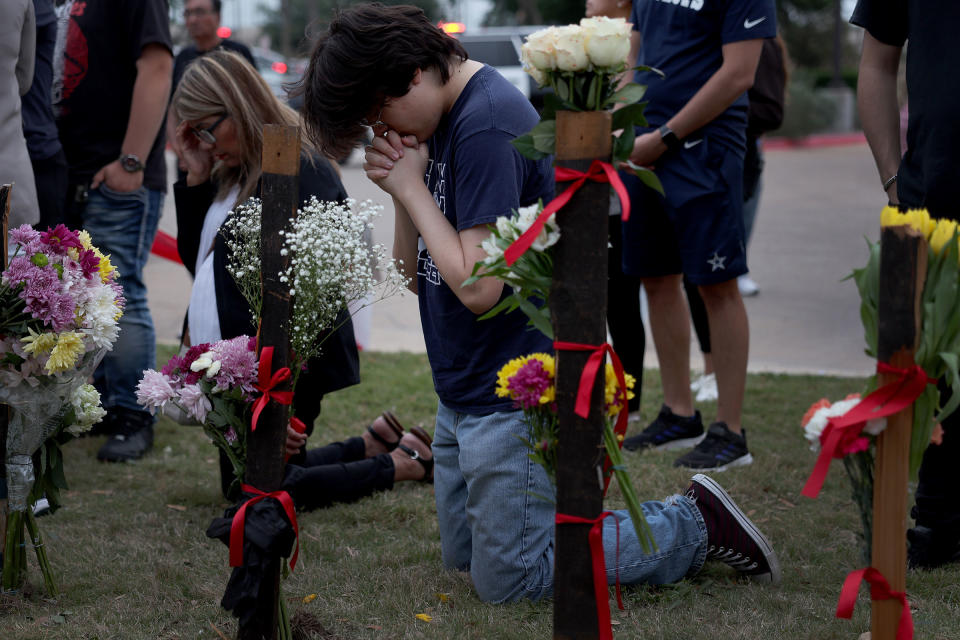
[297,3,468,158]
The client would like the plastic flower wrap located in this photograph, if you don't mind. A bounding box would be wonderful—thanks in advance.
[495,352,654,551]
[512,17,663,193]
[465,202,557,337]
[0,224,123,592]
[137,335,259,494]
[221,197,408,371]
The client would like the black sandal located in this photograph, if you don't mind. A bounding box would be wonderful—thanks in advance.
[367,411,404,452]
[398,426,434,483]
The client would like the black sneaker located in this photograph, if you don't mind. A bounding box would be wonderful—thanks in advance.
[673,422,753,471]
[97,407,155,462]
[687,473,780,583]
[907,526,960,569]
[622,404,704,452]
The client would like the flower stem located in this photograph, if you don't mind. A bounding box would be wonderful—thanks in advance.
[2,511,25,592]
[602,422,657,553]
[25,508,57,596]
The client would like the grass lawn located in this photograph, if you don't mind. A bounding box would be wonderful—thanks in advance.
[1,349,957,639]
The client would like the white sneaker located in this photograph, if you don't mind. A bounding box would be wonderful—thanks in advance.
[694,372,718,402]
[738,275,759,297]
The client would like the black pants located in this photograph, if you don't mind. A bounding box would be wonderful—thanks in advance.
[913,382,960,533]
[608,215,644,412]
[221,436,395,510]
[31,148,68,230]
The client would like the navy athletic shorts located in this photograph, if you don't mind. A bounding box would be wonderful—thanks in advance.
[620,135,747,286]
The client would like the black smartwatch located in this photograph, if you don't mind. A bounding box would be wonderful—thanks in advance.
[119,153,144,173]
[658,124,681,153]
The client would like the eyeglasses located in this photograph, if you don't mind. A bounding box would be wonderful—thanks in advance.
[360,108,388,135]
[190,114,228,144]
[183,8,214,18]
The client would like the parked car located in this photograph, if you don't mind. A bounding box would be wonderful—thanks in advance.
[454,27,551,110]
[252,47,307,101]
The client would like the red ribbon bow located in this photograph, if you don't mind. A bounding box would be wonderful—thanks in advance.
[836,567,913,640]
[504,160,629,266]
[555,511,623,640]
[229,484,300,571]
[251,346,294,433]
[554,341,630,492]
[802,362,934,498]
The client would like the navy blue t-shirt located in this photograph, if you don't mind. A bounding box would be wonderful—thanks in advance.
[21,0,61,161]
[632,0,776,156]
[418,65,554,414]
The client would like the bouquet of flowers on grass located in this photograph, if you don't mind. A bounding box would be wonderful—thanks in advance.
[0,223,124,593]
[464,202,558,337]
[496,352,657,552]
[221,196,408,376]
[514,16,663,191]
[137,335,259,495]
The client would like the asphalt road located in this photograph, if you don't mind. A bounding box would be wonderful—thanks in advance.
[146,142,884,377]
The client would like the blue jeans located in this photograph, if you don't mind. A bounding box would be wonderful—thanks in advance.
[432,401,708,603]
[80,185,162,412]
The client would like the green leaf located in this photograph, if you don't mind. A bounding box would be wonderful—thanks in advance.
[610,103,648,132]
[632,64,665,78]
[478,296,520,321]
[530,119,557,155]
[609,83,647,105]
[515,295,553,338]
[511,134,550,161]
[613,125,635,165]
[555,78,569,102]
[935,352,960,424]
[540,92,563,121]
[622,161,665,196]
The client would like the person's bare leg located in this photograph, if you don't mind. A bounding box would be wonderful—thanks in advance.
[642,273,694,417]
[698,279,748,433]
[361,414,401,457]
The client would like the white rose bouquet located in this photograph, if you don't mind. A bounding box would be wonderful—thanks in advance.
[514,17,663,192]
[463,202,558,337]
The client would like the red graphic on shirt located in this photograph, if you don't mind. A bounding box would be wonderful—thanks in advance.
[61,14,88,103]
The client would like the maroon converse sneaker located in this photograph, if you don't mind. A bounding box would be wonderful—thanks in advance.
[687,473,781,583]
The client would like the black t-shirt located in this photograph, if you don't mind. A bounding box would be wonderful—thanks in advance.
[851,0,960,219]
[171,39,257,95]
[54,0,173,191]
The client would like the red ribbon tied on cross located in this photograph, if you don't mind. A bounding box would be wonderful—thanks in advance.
[554,341,630,492]
[555,511,623,640]
[802,362,934,499]
[836,567,913,640]
[504,160,630,266]
[251,346,294,433]
[229,484,300,571]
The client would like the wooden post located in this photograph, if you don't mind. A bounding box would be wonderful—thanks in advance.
[872,224,926,640]
[552,111,612,640]
[0,184,10,547]
[236,126,299,640]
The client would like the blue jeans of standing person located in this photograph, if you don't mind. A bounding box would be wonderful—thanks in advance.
[432,401,708,603]
[80,185,162,412]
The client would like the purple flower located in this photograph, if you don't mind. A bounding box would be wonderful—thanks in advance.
[178,384,212,423]
[225,427,238,444]
[78,249,101,279]
[9,224,41,249]
[2,256,39,287]
[161,354,186,380]
[136,370,176,412]
[40,224,83,254]
[508,359,552,410]
[209,335,259,392]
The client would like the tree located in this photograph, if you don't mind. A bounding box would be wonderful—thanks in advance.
[258,0,444,58]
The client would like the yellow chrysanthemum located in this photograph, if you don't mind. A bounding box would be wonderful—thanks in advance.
[21,327,57,355]
[495,353,556,404]
[45,331,85,373]
[496,355,527,398]
[78,230,94,249]
[929,218,959,255]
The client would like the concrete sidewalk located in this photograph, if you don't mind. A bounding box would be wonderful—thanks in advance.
[146,142,883,377]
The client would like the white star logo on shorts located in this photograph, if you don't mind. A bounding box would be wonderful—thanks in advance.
[707,252,727,271]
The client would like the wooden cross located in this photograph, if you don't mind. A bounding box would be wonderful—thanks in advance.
[551,111,613,639]
[236,126,299,640]
[871,224,926,640]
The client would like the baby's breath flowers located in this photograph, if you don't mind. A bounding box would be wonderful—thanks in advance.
[222,197,408,369]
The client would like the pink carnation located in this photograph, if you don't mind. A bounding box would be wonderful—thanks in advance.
[136,369,176,412]
[178,383,212,423]
[508,359,552,410]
